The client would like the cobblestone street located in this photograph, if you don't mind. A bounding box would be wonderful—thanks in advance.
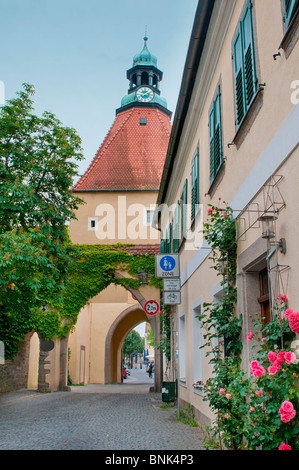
[0,368,204,451]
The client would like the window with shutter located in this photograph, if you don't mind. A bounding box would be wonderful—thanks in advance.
[209,86,223,185]
[181,178,188,239]
[173,201,180,253]
[284,0,299,27]
[191,149,199,221]
[233,0,258,129]
[165,223,172,254]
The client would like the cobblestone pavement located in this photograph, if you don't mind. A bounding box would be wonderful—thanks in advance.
[0,385,204,450]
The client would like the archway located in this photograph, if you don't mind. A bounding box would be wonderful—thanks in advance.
[105,304,161,390]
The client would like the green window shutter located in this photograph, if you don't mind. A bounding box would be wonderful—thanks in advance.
[160,238,166,254]
[209,106,215,182]
[191,149,199,221]
[182,178,188,239]
[214,87,222,175]
[284,0,299,26]
[242,2,257,108]
[233,25,246,127]
[166,223,172,254]
[209,87,223,184]
[173,201,180,253]
[233,1,257,129]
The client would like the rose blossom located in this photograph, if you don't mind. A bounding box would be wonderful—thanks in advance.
[268,365,278,375]
[279,294,288,303]
[250,360,259,370]
[288,311,299,334]
[284,308,293,318]
[276,352,285,363]
[285,351,296,364]
[219,388,225,396]
[268,351,276,363]
[279,401,296,423]
[278,442,292,450]
[225,393,231,399]
[247,332,253,340]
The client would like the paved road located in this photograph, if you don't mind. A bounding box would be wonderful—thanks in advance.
[0,367,204,451]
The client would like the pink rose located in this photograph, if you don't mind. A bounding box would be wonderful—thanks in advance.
[276,352,285,363]
[250,360,259,370]
[279,442,292,450]
[285,351,296,364]
[279,294,288,303]
[279,401,296,423]
[255,388,263,396]
[247,332,253,340]
[219,388,225,396]
[225,393,231,399]
[268,365,278,375]
[288,312,299,334]
[253,366,266,378]
[207,207,214,214]
[268,351,276,363]
[284,308,293,318]
[223,213,228,218]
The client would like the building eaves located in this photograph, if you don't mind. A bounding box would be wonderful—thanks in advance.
[157,0,215,209]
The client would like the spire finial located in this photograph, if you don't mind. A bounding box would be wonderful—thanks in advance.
[144,26,148,44]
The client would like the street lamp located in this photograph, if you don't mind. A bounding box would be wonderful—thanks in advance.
[138,267,149,286]
[258,213,277,239]
[258,212,286,254]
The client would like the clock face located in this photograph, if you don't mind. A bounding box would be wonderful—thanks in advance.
[136,87,154,102]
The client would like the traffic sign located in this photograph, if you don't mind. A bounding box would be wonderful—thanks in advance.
[155,254,180,278]
[163,291,181,305]
[144,300,159,316]
[163,278,180,292]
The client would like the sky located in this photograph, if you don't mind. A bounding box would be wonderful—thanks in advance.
[1,0,198,178]
[1,0,199,338]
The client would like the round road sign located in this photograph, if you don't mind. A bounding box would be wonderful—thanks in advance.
[144,300,159,316]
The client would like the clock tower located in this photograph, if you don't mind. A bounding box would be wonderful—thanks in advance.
[116,36,172,117]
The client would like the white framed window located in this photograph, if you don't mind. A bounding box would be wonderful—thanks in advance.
[88,217,98,231]
[178,309,186,384]
[192,297,204,395]
[143,207,155,226]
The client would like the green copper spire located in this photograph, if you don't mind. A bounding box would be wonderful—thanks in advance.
[116,36,171,117]
[132,36,157,67]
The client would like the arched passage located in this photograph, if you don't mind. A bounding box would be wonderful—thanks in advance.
[105,303,161,390]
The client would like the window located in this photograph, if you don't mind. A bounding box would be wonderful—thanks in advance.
[144,208,154,225]
[181,178,188,240]
[191,149,199,221]
[233,0,258,129]
[178,311,186,383]
[173,201,180,253]
[284,0,299,27]
[88,217,98,231]
[163,223,172,254]
[140,117,147,126]
[209,86,223,184]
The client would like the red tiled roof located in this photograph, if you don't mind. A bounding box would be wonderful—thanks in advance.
[120,244,160,255]
[73,107,171,191]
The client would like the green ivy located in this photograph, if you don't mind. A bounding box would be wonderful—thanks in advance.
[2,243,158,358]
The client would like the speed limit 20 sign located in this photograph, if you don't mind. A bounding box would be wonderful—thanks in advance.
[144,300,159,316]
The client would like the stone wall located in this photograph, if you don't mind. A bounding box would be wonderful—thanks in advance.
[0,337,30,393]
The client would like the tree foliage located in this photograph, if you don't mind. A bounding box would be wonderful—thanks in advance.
[0,83,84,358]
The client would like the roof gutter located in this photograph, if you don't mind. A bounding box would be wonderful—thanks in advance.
[156,0,215,210]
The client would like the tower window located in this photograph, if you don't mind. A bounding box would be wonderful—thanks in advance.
[141,72,148,85]
[140,117,147,126]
